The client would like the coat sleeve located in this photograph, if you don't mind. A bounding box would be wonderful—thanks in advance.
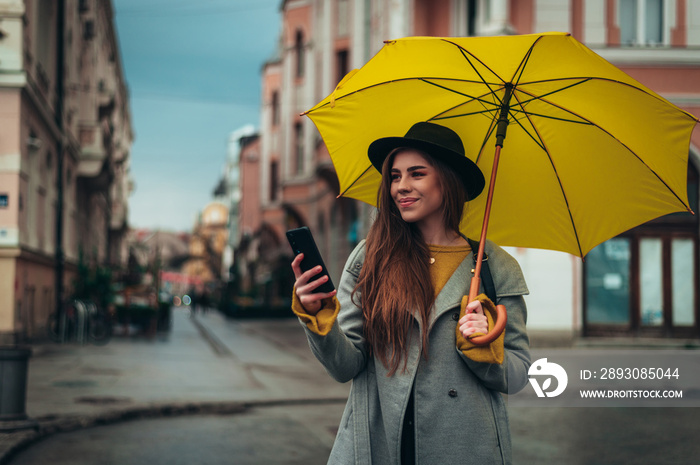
[300,241,369,383]
[457,243,531,394]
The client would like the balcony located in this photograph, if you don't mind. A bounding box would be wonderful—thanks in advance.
[77,122,106,178]
[110,199,128,231]
[97,75,117,107]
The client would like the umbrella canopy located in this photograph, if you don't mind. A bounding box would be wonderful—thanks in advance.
[304,32,699,258]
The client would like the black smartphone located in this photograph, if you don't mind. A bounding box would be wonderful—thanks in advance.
[286,226,335,293]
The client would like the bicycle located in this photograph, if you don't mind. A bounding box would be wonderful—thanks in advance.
[47,299,113,345]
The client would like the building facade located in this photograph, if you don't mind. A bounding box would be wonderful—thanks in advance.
[0,0,132,342]
[244,0,699,339]
[182,202,229,297]
[218,125,256,283]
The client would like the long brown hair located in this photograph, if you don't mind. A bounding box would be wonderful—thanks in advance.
[354,148,468,375]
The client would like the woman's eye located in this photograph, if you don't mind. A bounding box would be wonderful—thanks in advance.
[391,174,400,182]
[412,171,425,177]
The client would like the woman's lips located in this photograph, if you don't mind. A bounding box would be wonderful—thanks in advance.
[398,198,418,208]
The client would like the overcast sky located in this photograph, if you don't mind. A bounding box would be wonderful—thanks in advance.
[112,0,280,232]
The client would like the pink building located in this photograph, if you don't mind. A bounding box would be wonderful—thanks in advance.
[246,0,699,340]
[0,0,132,342]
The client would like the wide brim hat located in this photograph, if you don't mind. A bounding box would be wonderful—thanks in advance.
[368,121,485,200]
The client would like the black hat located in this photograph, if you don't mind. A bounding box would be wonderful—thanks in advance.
[368,122,485,200]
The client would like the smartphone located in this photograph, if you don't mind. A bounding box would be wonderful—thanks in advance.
[286,226,335,293]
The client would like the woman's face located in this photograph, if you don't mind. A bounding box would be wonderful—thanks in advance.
[390,150,444,227]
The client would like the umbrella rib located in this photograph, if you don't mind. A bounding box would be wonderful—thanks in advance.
[512,92,585,258]
[515,78,592,107]
[420,79,502,111]
[338,165,374,200]
[473,118,500,165]
[509,110,590,125]
[519,76,699,122]
[507,113,547,151]
[509,36,543,86]
[305,77,502,113]
[530,93,691,211]
[441,39,506,96]
[432,108,501,120]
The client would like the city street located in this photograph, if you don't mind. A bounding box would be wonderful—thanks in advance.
[2,308,699,464]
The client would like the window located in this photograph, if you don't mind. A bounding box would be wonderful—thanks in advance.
[584,162,698,336]
[271,91,280,127]
[337,0,349,37]
[0,194,8,208]
[270,160,279,202]
[295,122,304,175]
[466,0,478,36]
[295,30,305,78]
[586,239,632,325]
[619,0,665,46]
[336,49,349,85]
[672,238,695,326]
[35,0,52,72]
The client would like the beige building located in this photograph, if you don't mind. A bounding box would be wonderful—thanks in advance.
[182,202,229,291]
[244,0,699,340]
[0,0,132,342]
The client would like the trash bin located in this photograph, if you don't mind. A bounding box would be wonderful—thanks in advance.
[0,346,38,431]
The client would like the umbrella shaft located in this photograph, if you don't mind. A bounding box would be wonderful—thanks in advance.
[470,144,503,301]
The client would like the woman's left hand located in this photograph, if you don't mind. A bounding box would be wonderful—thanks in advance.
[459,300,488,338]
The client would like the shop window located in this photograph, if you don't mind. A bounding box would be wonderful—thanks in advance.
[586,238,631,325]
[584,161,698,336]
[671,238,695,326]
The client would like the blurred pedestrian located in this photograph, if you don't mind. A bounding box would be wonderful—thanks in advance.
[291,122,531,464]
[188,287,199,316]
[199,291,210,314]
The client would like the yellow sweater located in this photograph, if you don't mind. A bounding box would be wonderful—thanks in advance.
[427,243,471,296]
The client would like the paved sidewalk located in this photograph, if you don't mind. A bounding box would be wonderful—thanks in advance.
[0,308,350,463]
[3,308,700,464]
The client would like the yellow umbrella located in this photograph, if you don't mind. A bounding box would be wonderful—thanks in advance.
[303,32,699,344]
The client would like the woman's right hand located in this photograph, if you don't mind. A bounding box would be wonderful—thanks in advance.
[291,253,337,315]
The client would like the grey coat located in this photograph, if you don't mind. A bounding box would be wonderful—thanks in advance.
[302,239,531,465]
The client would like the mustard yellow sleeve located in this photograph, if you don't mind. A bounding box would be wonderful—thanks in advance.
[291,287,341,336]
[455,293,505,364]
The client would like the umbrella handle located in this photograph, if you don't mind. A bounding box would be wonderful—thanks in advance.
[468,302,507,346]
[467,276,507,346]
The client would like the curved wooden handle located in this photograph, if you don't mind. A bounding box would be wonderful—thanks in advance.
[468,304,507,346]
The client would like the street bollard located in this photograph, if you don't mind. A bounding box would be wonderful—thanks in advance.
[74,300,88,344]
[0,346,39,432]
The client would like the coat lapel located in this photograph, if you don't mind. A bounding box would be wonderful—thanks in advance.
[426,254,474,330]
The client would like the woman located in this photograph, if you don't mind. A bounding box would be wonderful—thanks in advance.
[291,122,531,465]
